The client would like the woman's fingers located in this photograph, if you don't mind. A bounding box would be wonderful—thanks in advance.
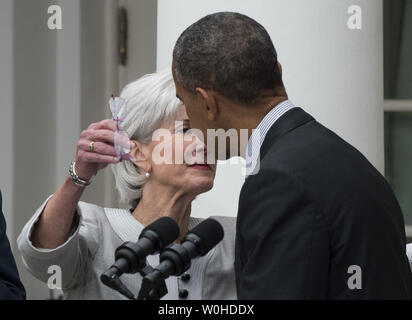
[74,119,123,180]
[76,118,135,168]
[78,140,118,157]
[77,149,119,164]
[81,129,116,145]
[88,119,118,131]
[81,127,134,150]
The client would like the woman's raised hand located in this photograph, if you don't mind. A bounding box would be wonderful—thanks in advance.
[74,119,134,181]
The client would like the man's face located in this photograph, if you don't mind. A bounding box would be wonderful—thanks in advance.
[172,64,235,161]
[172,70,212,144]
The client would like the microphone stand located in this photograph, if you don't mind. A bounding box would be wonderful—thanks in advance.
[137,268,168,300]
[101,260,168,300]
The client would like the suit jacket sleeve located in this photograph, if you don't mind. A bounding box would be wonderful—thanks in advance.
[0,191,26,300]
[235,168,329,299]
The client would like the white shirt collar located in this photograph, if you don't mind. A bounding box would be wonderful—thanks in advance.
[245,100,296,176]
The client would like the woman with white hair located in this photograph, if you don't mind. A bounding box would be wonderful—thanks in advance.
[17,70,236,300]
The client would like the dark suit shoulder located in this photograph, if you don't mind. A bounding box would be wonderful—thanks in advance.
[259,119,393,215]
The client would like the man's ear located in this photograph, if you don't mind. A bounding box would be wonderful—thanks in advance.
[129,140,151,173]
[196,88,218,121]
[277,62,283,77]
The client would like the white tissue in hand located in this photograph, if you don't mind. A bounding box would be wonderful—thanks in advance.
[109,96,135,161]
[109,96,127,121]
[114,130,131,156]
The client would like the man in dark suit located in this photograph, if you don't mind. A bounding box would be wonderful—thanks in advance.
[0,190,25,299]
[172,12,412,299]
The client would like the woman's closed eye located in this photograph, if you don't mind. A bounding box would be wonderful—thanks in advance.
[174,126,191,134]
[175,119,192,134]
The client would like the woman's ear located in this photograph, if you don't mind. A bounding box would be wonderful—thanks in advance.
[196,88,218,121]
[129,140,151,173]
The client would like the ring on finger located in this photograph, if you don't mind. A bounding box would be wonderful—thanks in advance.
[88,141,95,153]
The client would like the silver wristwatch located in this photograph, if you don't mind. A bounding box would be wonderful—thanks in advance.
[69,162,91,187]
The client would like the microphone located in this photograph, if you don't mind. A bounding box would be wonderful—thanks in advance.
[101,216,179,286]
[138,218,224,299]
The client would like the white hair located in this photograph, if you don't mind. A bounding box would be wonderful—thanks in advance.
[111,69,182,209]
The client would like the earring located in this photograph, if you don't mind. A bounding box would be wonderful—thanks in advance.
[145,172,150,178]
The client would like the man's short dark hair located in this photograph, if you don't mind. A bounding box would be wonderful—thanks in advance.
[173,12,283,104]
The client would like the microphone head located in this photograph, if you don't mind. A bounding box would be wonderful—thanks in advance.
[140,216,179,249]
[187,218,224,255]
